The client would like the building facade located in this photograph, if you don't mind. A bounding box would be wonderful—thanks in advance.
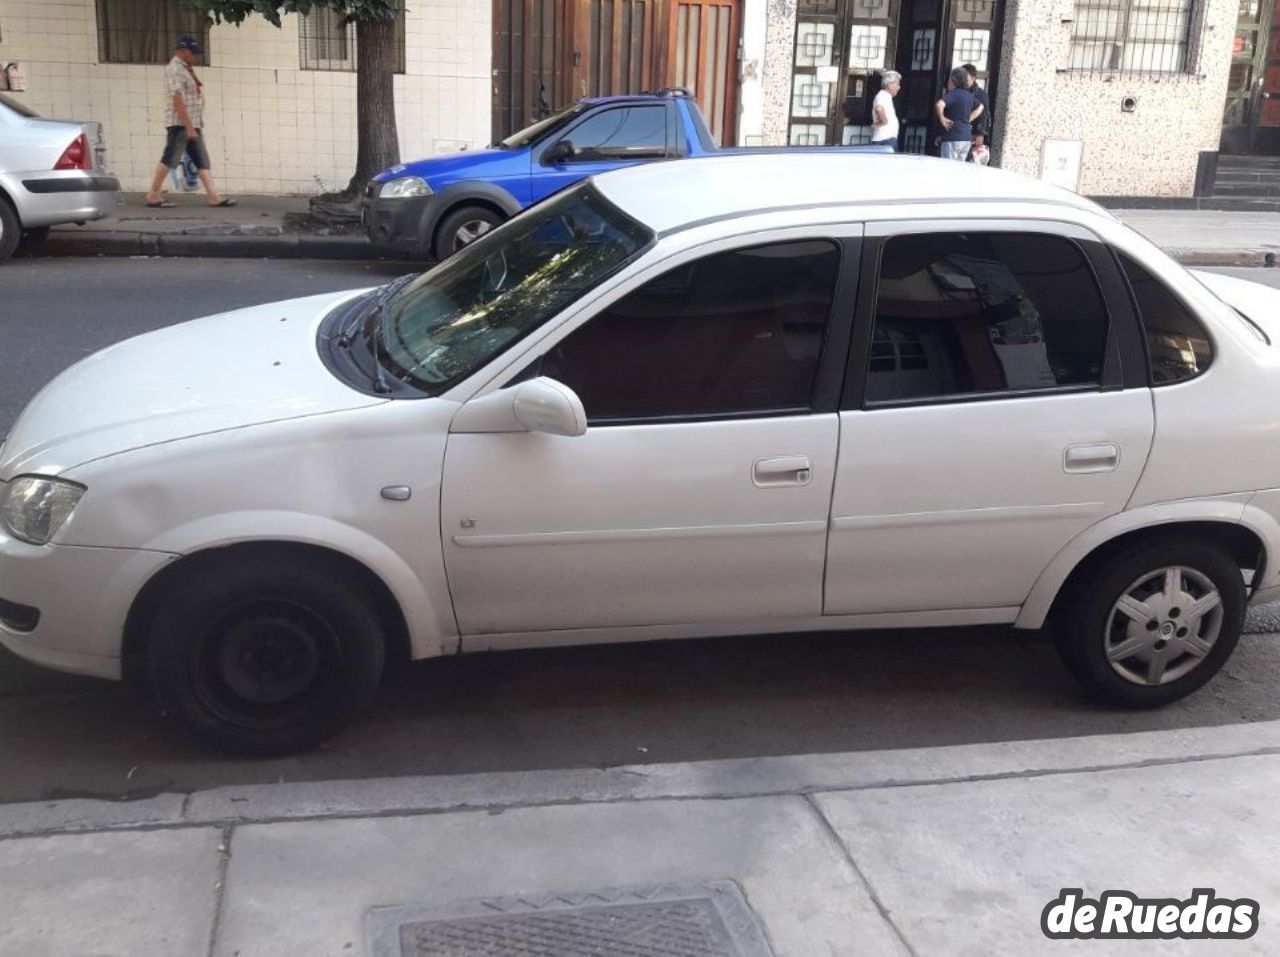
[0,0,1274,197]
[0,0,490,195]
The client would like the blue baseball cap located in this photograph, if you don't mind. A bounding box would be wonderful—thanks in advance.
[177,35,203,54]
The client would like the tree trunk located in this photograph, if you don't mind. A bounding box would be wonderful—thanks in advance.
[312,14,400,217]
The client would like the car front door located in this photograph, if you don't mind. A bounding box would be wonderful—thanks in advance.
[823,221,1155,617]
[441,230,860,638]
[530,103,677,204]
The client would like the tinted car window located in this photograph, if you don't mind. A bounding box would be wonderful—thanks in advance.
[865,232,1110,403]
[561,106,669,159]
[541,240,840,420]
[1117,252,1213,385]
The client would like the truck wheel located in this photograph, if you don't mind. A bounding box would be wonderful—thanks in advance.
[434,205,505,261]
[148,554,386,754]
[1053,538,1244,707]
[0,200,20,261]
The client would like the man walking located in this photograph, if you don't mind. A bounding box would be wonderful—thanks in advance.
[934,67,980,162]
[144,36,235,208]
[962,63,992,165]
[870,71,902,151]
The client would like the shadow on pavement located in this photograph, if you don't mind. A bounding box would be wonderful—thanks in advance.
[2,624,1277,804]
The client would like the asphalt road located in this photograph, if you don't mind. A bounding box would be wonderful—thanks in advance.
[0,257,1279,805]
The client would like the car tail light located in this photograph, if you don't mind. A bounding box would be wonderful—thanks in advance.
[54,134,91,171]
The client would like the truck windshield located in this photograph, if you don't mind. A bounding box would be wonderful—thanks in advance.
[498,104,587,149]
[376,185,653,394]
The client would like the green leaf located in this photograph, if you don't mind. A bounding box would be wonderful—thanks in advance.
[181,0,401,26]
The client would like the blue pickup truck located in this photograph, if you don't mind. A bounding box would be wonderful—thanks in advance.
[364,89,889,261]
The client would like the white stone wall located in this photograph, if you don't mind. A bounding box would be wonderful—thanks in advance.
[0,0,492,194]
[994,0,1235,196]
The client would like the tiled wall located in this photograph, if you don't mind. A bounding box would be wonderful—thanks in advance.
[0,0,492,194]
[994,0,1235,196]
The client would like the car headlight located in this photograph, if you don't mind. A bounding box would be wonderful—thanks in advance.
[0,476,86,545]
[380,176,431,199]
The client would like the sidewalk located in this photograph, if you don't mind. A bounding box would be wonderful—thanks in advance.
[31,192,1280,267]
[3,719,1279,956]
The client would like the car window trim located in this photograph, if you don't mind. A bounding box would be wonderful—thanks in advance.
[842,223,1126,411]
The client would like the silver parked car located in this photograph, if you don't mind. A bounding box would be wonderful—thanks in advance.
[0,93,119,261]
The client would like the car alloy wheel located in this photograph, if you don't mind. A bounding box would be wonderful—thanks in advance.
[453,218,493,250]
[1104,565,1223,686]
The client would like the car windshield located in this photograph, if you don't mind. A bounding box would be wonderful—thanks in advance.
[0,93,38,118]
[498,104,587,149]
[375,185,653,394]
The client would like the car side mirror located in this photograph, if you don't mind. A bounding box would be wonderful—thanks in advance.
[544,140,575,165]
[450,376,587,437]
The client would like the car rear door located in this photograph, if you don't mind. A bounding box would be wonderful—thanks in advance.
[823,219,1155,617]
[530,102,678,204]
[441,227,861,639]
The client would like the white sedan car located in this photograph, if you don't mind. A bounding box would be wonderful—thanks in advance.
[2,154,1278,752]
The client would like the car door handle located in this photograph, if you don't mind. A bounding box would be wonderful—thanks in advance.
[1064,443,1120,474]
[753,455,812,487]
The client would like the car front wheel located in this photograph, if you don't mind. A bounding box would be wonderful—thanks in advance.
[1054,538,1245,707]
[148,554,386,754]
[434,205,505,261]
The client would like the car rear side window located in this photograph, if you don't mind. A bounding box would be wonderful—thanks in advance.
[540,240,840,421]
[561,106,669,159]
[1116,252,1212,385]
[865,232,1110,404]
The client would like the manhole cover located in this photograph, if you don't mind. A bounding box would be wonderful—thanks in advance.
[367,881,774,957]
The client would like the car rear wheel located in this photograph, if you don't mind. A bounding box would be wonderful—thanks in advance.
[1054,538,1245,707]
[0,200,21,261]
[148,555,386,754]
[434,205,505,261]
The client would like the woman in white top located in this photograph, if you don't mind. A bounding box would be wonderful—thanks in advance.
[870,70,902,151]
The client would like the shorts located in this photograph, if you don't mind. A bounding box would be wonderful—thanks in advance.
[160,126,211,171]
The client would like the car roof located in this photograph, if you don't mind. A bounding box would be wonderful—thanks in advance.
[579,90,689,106]
[591,152,1110,235]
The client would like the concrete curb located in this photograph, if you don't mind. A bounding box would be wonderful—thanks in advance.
[31,232,405,262]
[3,718,1278,840]
[25,231,1280,268]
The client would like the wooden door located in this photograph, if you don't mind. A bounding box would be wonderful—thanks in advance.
[493,0,574,139]
[668,0,740,144]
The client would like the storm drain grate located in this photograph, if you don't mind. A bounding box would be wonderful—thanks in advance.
[367,881,775,957]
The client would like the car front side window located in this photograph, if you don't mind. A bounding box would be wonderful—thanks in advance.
[556,106,670,161]
[864,231,1111,405]
[537,240,841,422]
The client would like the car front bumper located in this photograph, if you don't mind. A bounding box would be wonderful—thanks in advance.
[0,529,174,681]
[0,169,120,229]
[363,186,433,256]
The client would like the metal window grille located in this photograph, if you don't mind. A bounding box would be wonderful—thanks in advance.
[299,8,407,73]
[1068,0,1198,74]
[95,0,209,65]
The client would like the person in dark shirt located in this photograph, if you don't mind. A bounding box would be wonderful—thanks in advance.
[962,63,992,164]
[934,67,980,161]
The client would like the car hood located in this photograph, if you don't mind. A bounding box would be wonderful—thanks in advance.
[376,148,518,184]
[1191,270,1280,342]
[0,289,383,478]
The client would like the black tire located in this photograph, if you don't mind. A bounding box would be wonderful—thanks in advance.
[17,225,51,252]
[0,199,21,262]
[433,205,505,261]
[1054,537,1245,707]
[148,554,386,754]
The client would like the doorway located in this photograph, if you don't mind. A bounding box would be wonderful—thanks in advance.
[1221,0,1280,155]
[492,0,742,144]
[787,0,1002,154]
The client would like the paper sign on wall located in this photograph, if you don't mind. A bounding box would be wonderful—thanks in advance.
[1040,138,1083,192]
[815,65,840,84]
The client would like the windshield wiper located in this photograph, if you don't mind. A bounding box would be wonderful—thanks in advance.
[367,273,418,394]
[335,273,416,393]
